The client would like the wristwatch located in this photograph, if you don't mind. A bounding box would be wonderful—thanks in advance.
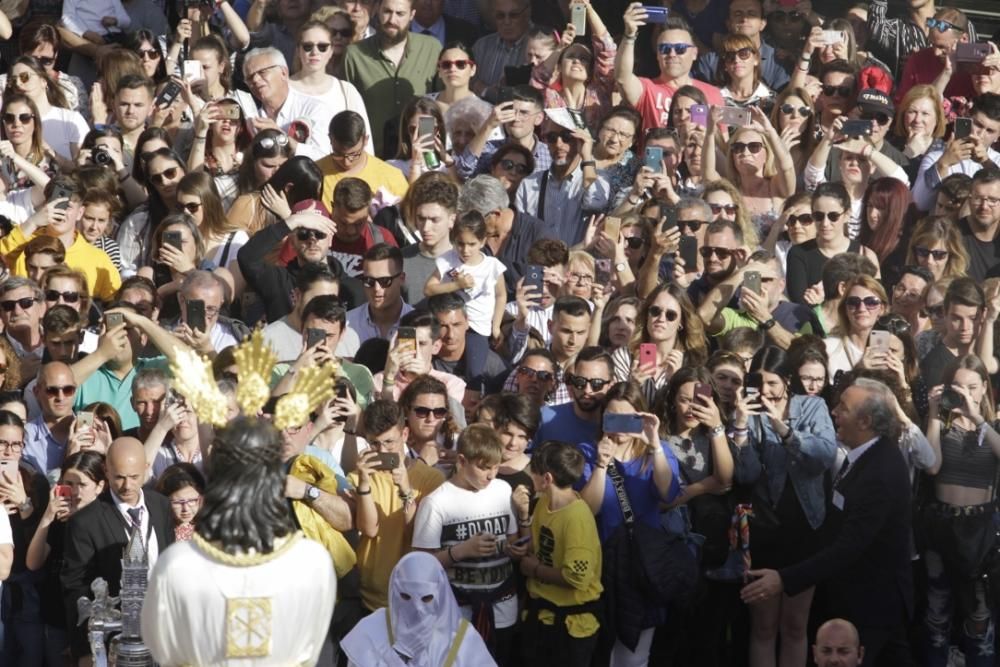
[615,261,628,273]
[759,318,777,331]
[303,484,321,503]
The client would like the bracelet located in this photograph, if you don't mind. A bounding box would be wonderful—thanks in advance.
[194,135,207,141]
[580,160,596,169]
[448,545,459,563]
[730,428,748,438]
[356,487,371,496]
[797,65,809,73]
[518,516,532,527]
[623,33,637,41]
[397,488,415,503]
[709,424,726,438]
[343,429,356,436]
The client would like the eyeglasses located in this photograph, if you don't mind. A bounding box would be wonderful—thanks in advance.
[564,373,611,391]
[330,28,353,38]
[542,130,575,144]
[257,133,290,151]
[786,213,814,227]
[0,297,36,312]
[925,304,946,319]
[564,53,592,66]
[13,71,33,84]
[658,43,693,56]
[495,5,528,21]
[180,202,202,215]
[301,42,331,53]
[150,166,181,186]
[295,228,327,242]
[517,366,554,382]
[568,272,594,285]
[811,210,843,223]
[708,203,737,215]
[45,290,80,303]
[723,47,755,63]
[44,384,77,397]
[412,406,448,419]
[137,48,161,60]
[361,273,402,289]
[798,374,825,386]
[913,246,948,261]
[624,236,645,249]
[731,141,764,155]
[926,17,960,32]
[35,57,55,68]
[499,159,530,175]
[770,10,803,23]
[971,196,1000,207]
[860,112,891,126]
[438,59,473,70]
[875,314,911,336]
[171,498,201,508]
[821,84,853,98]
[246,64,282,81]
[844,296,883,310]
[331,145,364,160]
[678,220,704,233]
[779,104,811,117]
[600,127,635,141]
[2,112,33,125]
[648,305,680,321]
[700,246,734,259]
[0,440,23,452]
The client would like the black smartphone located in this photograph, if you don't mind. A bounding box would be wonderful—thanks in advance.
[306,327,326,348]
[954,117,973,140]
[679,235,698,270]
[153,263,173,287]
[841,119,874,138]
[660,206,678,233]
[525,264,545,301]
[155,81,183,108]
[163,230,183,250]
[497,86,514,104]
[105,312,125,329]
[186,299,206,333]
[744,372,763,398]
[374,452,400,471]
[49,182,73,211]
[504,65,532,86]
[603,413,644,434]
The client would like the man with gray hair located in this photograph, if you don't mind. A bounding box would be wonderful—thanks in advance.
[174,271,245,355]
[0,277,45,380]
[458,175,555,297]
[237,47,333,159]
[742,377,914,665]
[125,367,170,442]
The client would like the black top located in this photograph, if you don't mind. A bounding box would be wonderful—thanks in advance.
[486,211,560,300]
[960,217,1000,284]
[786,239,861,305]
[919,341,958,389]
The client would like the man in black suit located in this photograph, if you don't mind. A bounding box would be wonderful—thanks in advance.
[741,378,914,667]
[61,437,174,662]
[411,0,479,47]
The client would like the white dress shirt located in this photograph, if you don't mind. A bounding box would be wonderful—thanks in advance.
[61,0,131,36]
[514,165,610,246]
[345,302,414,350]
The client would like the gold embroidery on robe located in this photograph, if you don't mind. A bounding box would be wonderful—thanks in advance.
[225,597,272,658]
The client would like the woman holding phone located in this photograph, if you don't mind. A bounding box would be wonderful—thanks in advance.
[731,346,837,667]
[823,275,889,379]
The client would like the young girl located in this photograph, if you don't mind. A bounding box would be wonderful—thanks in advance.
[424,211,507,390]
[78,190,123,271]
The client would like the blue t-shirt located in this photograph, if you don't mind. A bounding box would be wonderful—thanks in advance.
[535,403,600,450]
[578,440,682,544]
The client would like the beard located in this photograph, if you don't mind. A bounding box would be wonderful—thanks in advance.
[380,23,409,46]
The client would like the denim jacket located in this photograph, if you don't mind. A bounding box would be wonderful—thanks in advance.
[734,395,837,530]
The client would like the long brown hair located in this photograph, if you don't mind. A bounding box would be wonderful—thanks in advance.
[177,171,239,239]
[628,282,708,367]
[8,56,68,109]
[0,93,44,163]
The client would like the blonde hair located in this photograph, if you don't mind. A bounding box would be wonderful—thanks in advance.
[835,275,888,336]
[894,84,946,140]
[906,216,969,279]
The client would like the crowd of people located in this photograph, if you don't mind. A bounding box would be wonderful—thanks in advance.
[0,0,997,664]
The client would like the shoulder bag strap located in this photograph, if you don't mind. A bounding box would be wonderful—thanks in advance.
[442,619,470,667]
[605,460,635,529]
[536,170,549,222]
[384,607,394,644]
[219,231,236,267]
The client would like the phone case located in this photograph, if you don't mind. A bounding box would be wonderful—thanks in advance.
[679,236,698,269]
[955,118,973,140]
[187,300,206,333]
[639,343,657,368]
[525,265,544,296]
[571,4,586,34]
[719,106,751,127]
[744,271,761,296]
[603,413,644,434]
[869,330,890,352]
[603,216,622,239]
[643,147,663,171]
[595,258,612,285]
[842,120,874,138]
[690,104,709,127]
[643,6,669,22]
[417,117,435,138]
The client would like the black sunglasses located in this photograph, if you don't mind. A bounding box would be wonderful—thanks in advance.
[844,296,883,310]
[786,213,815,226]
[499,158,530,175]
[542,130,575,144]
[45,290,80,303]
[564,373,611,391]
[875,315,911,336]
[648,305,680,321]
[822,84,853,98]
[722,47,755,63]
[731,141,764,155]
[361,273,402,289]
[624,236,645,249]
[0,297,36,312]
[709,203,737,214]
[150,166,181,186]
[700,246,734,259]
[925,304,946,319]
[779,104,811,117]
[2,112,33,125]
[812,210,843,222]
[860,112,892,126]
[296,228,327,242]
[412,406,448,419]
[35,57,55,68]
[301,42,331,53]
[517,366,554,382]
[678,220,704,233]
[914,246,948,261]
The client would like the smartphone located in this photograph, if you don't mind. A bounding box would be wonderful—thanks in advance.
[525,264,545,303]
[306,327,326,349]
[77,411,94,429]
[503,64,532,86]
[186,299,207,333]
[155,80,183,108]
[603,412,644,434]
[55,484,73,498]
[643,146,664,172]
[719,106,751,127]
[497,86,515,104]
[869,329,891,354]
[744,372,762,398]
[639,342,657,368]
[743,270,762,296]
[0,459,15,477]
[955,117,973,140]
[417,116,435,139]
[336,384,349,399]
[841,119,874,138]
[571,3,586,34]
[397,326,417,356]
[955,42,991,63]
[660,206,678,233]
[679,235,698,270]
[512,535,532,547]
[49,182,73,211]
[602,216,622,240]
[595,258,612,285]
[182,59,203,82]
[105,312,125,329]
[374,451,400,471]
[690,104,709,127]
[821,30,845,45]
[642,5,669,23]
[219,104,241,120]
[694,382,713,400]
[163,230,183,250]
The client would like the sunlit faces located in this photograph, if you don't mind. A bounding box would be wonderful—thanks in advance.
[491,149,531,193]
[912,240,949,280]
[132,384,166,432]
[646,290,682,343]
[838,150,870,184]
[514,355,556,403]
[498,420,530,463]
[243,56,287,101]
[456,453,500,490]
[819,71,854,116]
[2,100,34,145]
[115,86,153,131]
[434,307,468,357]
[0,285,42,331]
[727,0,765,36]
[565,258,595,300]
[969,178,1000,228]
[903,96,937,137]
[182,281,224,331]
[169,485,202,525]
[759,370,787,401]
[597,116,637,159]
[705,189,738,222]
[299,27,334,71]
[414,202,455,250]
[567,358,611,413]
[605,302,638,349]
[376,0,414,45]
[729,128,767,173]
[812,195,847,244]
[407,391,447,443]
[524,35,556,67]
[147,155,184,200]
[892,272,928,312]
[10,65,43,98]
[673,381,701,429]
[549,310,591,360]
[777,95,810,134]
[159,223,197,265]
[449,121,476,156]
[797,361,827,396]
[453,228,484,265]
[951,367,986,412]
[784,202,817,245]
[843,284,885,333]
[437,47,475,88]
[45,276,85,313]
[701,227,741,279]
[302,314,344,350]
[656,29,697,79]
[175,193,204,225]
[670,94,699,135]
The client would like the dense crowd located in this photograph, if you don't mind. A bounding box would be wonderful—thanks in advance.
[0,0,997,665]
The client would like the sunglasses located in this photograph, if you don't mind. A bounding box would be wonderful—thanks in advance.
[499,158,530,175]
[786,213,814,227]
[811,210,843,222]
[821,84,853,98]
[517,366,554,382]
[301,42,331,53]
[361,273,402,289]
[926,17,960,32]
[779,104,811,117]
[914,245,948,261]
[2,112,33,125]
[624,236,645,249]
[438,59,473,70]
[564,373,611,391]
[731,141,764,155]
[0,297,36,311]
[257,133,290,151]
[180,202,202,214]
[844,296,883,310]
[44,290,80,303]
[925,304,946,319]
[678,220,704,233]
[875,315,911,336]
[700,246,734,259]
[13,72,32,84]
[330,28,353,38]
[150,166,181,186]
[137,48,161,60]
[44,384,76,397]
[35,57,55,68]
[861,112,891,126]
[657,43,693,56]
[770,10,803,22]
[543,130,575,144]
[723,47,755,63]
[709,203,737,214]
[412,406,448,419]
[296,228,327,242]
[648,305,680,321]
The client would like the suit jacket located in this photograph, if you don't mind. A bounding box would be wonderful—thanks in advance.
[442,15,480,48]
[61,489,174,658]
[781,437,914,629]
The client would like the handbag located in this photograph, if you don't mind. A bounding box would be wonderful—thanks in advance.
[606,460,699,606]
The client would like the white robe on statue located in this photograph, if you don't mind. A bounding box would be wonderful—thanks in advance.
[141,531,336,666]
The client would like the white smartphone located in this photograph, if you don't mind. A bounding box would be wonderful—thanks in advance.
[869,330,891,354]
[822,30,845,45]
[182,60,204,82]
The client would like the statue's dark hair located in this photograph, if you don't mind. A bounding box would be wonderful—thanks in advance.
[196,417,295,554]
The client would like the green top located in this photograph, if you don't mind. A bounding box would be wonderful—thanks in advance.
[74,356,170,431]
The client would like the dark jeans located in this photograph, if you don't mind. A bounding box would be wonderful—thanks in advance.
[524,623,598,667]
[859,622,914,667]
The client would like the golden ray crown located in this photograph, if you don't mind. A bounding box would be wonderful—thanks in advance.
[169,348,229,427]
[233,329,278,417]
[274,362,337,431]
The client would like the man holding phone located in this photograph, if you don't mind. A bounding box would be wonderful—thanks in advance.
[535,346,614,448]
[456,85,550,181]
[174,271,241,355]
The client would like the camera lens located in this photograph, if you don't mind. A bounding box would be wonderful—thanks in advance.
[92,149,112,166]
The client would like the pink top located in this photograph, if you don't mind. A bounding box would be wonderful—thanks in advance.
[635,76,724,132]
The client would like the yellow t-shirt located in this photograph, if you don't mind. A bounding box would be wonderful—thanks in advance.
[526,494,603,638]
[348,460,444,610]
[1,228,122,302]
[317,155,409,214]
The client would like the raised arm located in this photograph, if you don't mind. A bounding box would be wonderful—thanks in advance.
[615,3,647,107]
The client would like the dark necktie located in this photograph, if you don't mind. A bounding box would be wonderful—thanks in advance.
[126,506,143,529]
[833,458,850,487]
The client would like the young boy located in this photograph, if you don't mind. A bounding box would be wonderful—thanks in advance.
[412,423,524,664]
[515,440,602,667]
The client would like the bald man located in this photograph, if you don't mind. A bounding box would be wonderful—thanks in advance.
[814,618,864,667]
[61,437,174,663]
[23,361,78,474]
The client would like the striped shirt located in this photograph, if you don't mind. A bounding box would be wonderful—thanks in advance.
[867,0,977,77]
[472,31,530,90]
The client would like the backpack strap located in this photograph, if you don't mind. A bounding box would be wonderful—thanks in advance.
[536,170,549,222]
[384,607,394,645]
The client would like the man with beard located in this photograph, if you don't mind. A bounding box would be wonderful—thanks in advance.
[344,0,441,157]
[919,278,985,387]
[534,346,613,448]
[686,219,748,308]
